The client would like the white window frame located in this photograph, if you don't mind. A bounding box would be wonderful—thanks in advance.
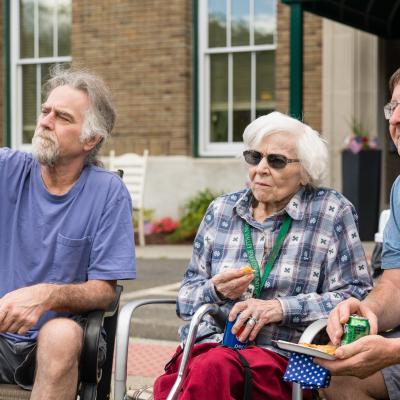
[10,0,72,151]
[198,0,277,156]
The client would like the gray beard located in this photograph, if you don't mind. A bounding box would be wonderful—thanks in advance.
[31,132,60,167]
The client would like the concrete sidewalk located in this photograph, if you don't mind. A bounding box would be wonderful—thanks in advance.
[135,242,376,261]
[135,244,192,260]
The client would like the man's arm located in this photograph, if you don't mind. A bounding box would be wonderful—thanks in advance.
[363,269,400,331]
[0,280,116,335]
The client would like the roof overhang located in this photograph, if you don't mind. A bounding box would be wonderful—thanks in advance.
[282,0,400,39]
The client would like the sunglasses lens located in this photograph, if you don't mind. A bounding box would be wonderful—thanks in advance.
[243,150,262,165]
[267,154,287,169]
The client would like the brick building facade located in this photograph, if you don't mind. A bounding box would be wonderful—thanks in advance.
[70,1,322,158]
[72,1,193,156]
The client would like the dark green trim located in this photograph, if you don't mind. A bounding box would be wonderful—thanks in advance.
[281,0,400,39]
[289,3,303,120]
[192,0,199,157]
[4,0,11,147]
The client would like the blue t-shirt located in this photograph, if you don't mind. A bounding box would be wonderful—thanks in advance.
[383,176,400,269]
[0,148,136,341]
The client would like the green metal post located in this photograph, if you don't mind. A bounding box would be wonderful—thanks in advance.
[3,0,11,147]
[289,2,303,119]
[192,0,199,157]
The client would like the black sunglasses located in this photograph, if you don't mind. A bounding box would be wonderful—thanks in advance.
[243,150,300,169]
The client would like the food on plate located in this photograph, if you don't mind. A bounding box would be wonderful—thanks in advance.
[299,343,337,356]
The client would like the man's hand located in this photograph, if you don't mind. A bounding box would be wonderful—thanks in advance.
[316,335,400,379]
[211,268,254,300]
[229,298,283,341]
[326,297,378,346]
[0,284,54,335]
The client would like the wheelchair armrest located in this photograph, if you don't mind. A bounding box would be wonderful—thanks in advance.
[292,318,328,400]
[166,304,226,400]
[79,285,123,385]
[114,298,177,400]
[298,318,328,344]
[80,310,104,384]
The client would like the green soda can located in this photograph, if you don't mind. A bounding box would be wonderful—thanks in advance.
[341,314,370,345]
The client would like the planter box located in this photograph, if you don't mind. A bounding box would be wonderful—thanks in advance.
[341,150,381,241]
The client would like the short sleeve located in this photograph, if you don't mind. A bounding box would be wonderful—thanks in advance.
[382,177,400,269]
[88,181,136,280]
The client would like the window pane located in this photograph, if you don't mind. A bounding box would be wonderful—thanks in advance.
[256,51,275,117]
[22,65,37,144]
[39,0,55,57]
[40,62,71,103]
[233,53,251,142]
[208,0,226,48]
[58,0,71,56]
[40,63,53,103]
[20,0,34,58]
[231,0,249,47]
[254,0,275,45]
[210,54,228,142]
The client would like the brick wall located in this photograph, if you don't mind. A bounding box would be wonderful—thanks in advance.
[276,3,322,133]
[72,0,192,156]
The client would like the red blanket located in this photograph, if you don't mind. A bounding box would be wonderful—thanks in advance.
[154,343,312,400]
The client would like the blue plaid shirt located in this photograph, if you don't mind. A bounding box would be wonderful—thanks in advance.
[177,186,372,346]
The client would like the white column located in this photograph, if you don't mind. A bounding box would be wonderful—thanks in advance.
[322,20,378,191]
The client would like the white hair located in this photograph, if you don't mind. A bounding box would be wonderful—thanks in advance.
[242,111,328,187]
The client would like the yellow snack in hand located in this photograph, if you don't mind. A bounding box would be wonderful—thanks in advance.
[241,265,255,274]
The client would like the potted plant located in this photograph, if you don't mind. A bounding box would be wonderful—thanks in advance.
[341,118,381,240]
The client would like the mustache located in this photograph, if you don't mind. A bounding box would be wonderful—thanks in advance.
[34,129,56,143]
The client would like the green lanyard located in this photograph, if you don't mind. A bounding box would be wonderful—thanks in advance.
[242,214,292,298]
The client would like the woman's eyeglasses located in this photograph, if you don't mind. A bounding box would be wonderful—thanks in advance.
[243,150,300,170]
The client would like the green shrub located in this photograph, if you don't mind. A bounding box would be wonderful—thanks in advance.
[169,189,221,243]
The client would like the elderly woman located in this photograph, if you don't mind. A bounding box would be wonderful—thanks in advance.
[154,112,372,400]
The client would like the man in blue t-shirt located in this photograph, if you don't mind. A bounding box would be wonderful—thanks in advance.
[0,68,135,399]
[318,68,400,400]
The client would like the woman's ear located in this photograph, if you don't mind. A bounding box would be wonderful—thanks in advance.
[300,169,310,187]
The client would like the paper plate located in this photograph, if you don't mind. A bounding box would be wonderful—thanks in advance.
[273,340,336,360]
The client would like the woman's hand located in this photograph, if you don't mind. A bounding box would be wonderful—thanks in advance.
[229,298,283,341]
[211,268,254,300]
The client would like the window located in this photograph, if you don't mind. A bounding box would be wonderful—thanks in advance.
[198,0,276,156]
[11,0,72,150]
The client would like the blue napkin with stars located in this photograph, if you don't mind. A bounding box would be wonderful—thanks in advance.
[283,353,331,389]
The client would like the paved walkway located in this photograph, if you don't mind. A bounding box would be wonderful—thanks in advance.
[120,241,377,396]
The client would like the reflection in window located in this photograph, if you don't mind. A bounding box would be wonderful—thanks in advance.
[254,0,275,45]
[256,51,275,117]
[231,0,249,47]
[233,52,251,142]
[210,54,228,142]
[22,65,36,143]
[208,0,226,48]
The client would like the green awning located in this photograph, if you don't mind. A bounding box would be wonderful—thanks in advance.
[282,0,400,39]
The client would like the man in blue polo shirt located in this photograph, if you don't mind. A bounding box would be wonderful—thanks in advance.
[0,68,135,399]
